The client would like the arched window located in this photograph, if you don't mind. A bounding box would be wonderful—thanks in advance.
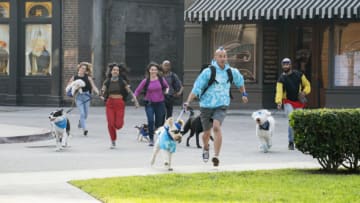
[25,2,52,18]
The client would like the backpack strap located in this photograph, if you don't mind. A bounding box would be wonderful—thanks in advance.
[200,66,234,99]
[158,76,166,91]
[226,68,234,99]
[200,66,217,98]
[226,68,233,84]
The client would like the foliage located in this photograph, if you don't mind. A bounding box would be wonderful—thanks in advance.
[290,108,360,171]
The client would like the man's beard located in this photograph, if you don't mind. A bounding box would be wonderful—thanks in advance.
[283,68,290,73]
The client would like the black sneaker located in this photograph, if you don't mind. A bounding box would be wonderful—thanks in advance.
[288,142,294,150]
[84,130,88,136]
[212,157,219,167]
[202,149,209,163]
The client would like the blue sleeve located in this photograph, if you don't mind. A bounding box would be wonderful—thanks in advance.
[231,68,244,88]
[191,68,211,97]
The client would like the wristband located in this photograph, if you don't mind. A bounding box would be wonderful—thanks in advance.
[242,92,248,97]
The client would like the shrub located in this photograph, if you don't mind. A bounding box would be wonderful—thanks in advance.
[290,108,360,172]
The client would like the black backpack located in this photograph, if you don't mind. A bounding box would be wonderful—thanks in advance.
[200,65,234,99]
[103,76,129,101]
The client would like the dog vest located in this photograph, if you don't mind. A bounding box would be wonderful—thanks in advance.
[259,121,270,131]
[159,126,177,153]
[55,118,67,129]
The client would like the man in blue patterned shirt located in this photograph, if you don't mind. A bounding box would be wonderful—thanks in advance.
[183,47,248,167]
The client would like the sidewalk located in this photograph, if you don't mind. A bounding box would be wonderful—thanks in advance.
[0,106,316,202]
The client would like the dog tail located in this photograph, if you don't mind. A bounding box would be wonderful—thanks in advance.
[181,118,191,135]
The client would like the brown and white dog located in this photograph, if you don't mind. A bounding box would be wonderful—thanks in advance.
[251,109,275,153]
[150,117,183,171]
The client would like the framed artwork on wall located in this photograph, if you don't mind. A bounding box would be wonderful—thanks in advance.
[25,24,52,76]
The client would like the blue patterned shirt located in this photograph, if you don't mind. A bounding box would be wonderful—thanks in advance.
[191,60,245,108]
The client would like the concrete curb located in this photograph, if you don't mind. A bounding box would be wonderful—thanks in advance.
[0,131,53,144]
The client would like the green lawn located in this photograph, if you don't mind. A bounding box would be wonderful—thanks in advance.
[70,169,360,203]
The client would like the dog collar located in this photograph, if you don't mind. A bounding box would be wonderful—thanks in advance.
[259,121,270,131]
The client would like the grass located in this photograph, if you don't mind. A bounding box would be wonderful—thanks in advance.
[70,169,360,203]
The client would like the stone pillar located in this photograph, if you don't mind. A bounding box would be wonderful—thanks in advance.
[183,0,203,103]
[92,0,105,97]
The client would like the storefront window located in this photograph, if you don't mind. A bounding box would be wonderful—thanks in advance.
[211,24,257,82]
[0,2,9,18]
[334,23,360,87]
[25,2,52,18]
[0,24,9,75]
[25,24,52,76]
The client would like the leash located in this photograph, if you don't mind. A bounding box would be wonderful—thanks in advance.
[176,108,186,122]
[66,93,93,114]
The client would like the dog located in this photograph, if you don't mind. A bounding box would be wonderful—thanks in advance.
[135,124,150,142]
[181,107,213,148]
[48,109,71,151]
[65,79,85,97]
[251,109,275,153]
[150,117,184,171]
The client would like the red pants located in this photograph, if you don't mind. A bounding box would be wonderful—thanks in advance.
[106,98,125,141]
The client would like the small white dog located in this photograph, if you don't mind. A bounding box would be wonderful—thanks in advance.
[150,117,183,171]
[251,109,275,153]
[65,79,85,97]
[49,109,71,151]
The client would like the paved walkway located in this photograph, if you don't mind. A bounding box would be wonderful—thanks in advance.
[0,106,319,202]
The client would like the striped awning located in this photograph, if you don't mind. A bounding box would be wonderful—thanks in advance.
[185,0,360,22]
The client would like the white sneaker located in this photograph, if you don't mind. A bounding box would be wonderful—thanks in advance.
[110,141,116,149]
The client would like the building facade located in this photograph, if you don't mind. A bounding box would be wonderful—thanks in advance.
[0,0,184,106]
[184,0,360,109]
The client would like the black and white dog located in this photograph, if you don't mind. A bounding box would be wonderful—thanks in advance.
[48,109,71,151]
[251,109,275,153]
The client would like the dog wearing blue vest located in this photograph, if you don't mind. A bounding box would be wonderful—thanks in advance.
[150,117,184,171]
[251,109,275,153]
[49,109,71,151]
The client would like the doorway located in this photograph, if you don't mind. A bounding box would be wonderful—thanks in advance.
[290,25,321,108]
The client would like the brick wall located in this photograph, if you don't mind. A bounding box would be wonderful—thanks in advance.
[62,0,79,99]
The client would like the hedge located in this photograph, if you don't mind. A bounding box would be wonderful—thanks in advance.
[290,108,360,172]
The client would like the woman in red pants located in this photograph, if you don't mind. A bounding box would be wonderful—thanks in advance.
[101,63,139,149]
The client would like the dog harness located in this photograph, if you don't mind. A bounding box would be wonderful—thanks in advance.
[159,126,177,153]
[259,121,270,131]
[54,118,67,129]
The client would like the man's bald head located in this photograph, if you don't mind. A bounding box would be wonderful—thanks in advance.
[214,47,228,68]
